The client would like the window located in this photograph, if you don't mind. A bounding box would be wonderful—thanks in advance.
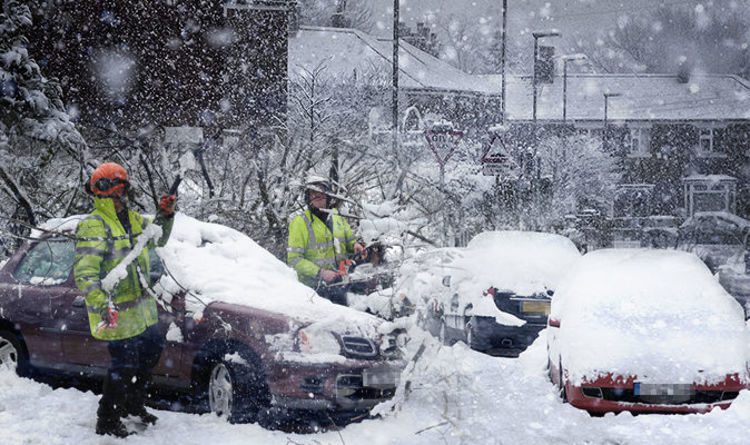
[683,176,737,216]
[627,127,651,156]
[698,128,714,154]
[576,127,603,139]
[14,238,75,285]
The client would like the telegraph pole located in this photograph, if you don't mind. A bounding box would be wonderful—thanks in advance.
[392,0,400,153]
[500,0,507,123]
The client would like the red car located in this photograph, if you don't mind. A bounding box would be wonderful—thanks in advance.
[0,216,404,425]
[547,248,749,415]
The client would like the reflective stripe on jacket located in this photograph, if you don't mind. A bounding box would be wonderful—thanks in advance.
[287,208,355,288]
[74,196,174,341]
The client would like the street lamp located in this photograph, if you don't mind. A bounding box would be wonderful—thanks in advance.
[532,30,561,122]
[561,54,587,122]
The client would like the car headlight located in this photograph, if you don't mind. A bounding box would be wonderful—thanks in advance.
[295,328,342,355]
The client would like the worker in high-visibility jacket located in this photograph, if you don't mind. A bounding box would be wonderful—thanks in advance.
[74,162,176,438]
[287,175,364,304]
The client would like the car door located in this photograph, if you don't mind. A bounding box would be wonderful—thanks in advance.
[1,237,76,369]
[10,235,109,370]
[56,286,110,369]
[149,250,189,386]
[151,292,186,383]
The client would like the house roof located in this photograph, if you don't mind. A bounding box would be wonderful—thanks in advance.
[288,26,750,122]
[288,26,496,95]
[477,73,750,122]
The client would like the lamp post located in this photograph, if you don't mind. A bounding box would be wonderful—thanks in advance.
[532,30,561,122]
[561,54,587,122]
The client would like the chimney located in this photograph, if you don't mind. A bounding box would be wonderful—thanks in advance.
[676,56,694,83]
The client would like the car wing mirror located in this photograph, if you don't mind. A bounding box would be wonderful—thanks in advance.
[441,275,451,287]
[548,318,561,328]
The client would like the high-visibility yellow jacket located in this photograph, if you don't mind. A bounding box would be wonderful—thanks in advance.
[74,196,173,341]
[287,208,355,288]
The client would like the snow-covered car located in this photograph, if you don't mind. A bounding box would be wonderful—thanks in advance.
[547,248,749,415]
[678,211,750,273]
[718,254,750,318]
[415,231,581,357]
[0,214,404,426]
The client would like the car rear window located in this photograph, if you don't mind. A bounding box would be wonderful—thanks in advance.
[14,238,75,285]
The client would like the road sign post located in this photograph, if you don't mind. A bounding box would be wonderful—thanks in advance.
[425,121,464,246]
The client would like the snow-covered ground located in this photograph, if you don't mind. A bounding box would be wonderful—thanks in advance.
[2,326,750,445]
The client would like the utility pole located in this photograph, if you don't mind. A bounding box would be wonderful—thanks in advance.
[392,0,400,154]
[500,0,507,124]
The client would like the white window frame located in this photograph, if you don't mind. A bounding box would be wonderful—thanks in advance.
[698,127,714,155]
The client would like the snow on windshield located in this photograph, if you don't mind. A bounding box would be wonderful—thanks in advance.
[554,248,748,384]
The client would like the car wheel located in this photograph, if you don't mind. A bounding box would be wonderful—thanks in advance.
[0,330,28,376]
[204,349,271,424]
[208,363,234,419]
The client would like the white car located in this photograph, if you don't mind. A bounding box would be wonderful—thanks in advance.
[411,231,581,357]
[547,248,749,414]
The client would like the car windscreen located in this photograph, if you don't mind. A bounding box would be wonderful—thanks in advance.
[13,238,75,285]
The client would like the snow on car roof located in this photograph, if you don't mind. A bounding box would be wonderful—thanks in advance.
[42,214,381,333]
[553,248,747,384]
[153,214,382,329]
[459,231,582,296]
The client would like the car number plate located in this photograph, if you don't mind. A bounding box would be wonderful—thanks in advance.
[363,366,400,389]
[521,301,550,315]
[634,383,694,396]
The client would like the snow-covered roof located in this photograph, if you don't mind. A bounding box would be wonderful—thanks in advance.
[477,73,750,121]
[288,26,497,95]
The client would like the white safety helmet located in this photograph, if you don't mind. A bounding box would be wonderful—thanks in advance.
[304,174,330,194]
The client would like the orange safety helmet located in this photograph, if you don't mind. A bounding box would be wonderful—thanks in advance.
[89,162,130,197]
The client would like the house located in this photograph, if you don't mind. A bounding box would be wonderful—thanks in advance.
[480,72,750,224]
[288,26,503,137]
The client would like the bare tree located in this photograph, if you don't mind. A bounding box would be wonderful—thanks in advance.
[573,4,750,78]
[0,1,88,251]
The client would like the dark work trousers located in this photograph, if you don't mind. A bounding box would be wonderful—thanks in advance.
[98,324,165,422]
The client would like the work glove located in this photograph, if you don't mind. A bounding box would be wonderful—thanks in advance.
[158,194,177,218]
[353,242,367,260]
[319,268,341,284]
[97,306,119,333]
